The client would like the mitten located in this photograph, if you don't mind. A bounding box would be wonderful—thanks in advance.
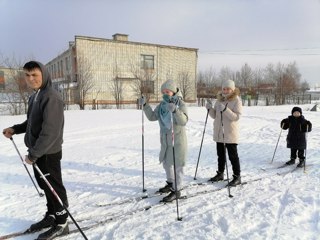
[302,120,312,132]
[281,119,289,130]
[138,96,146,106]
[216,102,227,112]
[205,101,212,110]
[168,103,176,113]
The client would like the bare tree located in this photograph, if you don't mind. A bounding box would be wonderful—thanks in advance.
[177,71,194,100]
[198,61,306,106]
[300,80,310,92]
[285,62,301,88]
[1,56,32,115]
[131,63,156,102]
[198,67,218,88]
[109,62,125,109]
[219,66,234,83]
[239,63,254,88]
[75,54,95,110]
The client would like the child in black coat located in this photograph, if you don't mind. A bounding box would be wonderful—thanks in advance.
[281,106,312,168]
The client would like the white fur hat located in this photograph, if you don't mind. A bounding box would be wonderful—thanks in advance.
[222,79,235,91]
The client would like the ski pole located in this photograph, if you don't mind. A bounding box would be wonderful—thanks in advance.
[194,109,209,180]
[270,123,284,164]
[33,163,88,240]
[9,137,44,197]
[141,96,146,192]
[304,125,309,173]
[170,111,182,221]
[221,112,233,198]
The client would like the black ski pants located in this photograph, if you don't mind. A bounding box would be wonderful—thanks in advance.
[216,142,241,176]
[290,148,305,160]
[33,151,68,224]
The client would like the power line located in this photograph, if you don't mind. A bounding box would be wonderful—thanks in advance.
[199,47,320,56]
[199,52,320,56]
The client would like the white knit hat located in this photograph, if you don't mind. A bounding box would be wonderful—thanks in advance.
[161,79,177,93]
[222,79,235,91]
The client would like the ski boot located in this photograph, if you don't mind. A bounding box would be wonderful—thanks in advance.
[158,181,173,193]
[36,222,69,240]
[162,190,181,203]
[297,159,305,168]
[227,175,241,187]
[208,171,224,182]
[285,159,295,165]
[26,213,55,233]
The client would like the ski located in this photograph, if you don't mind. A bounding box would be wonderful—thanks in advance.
[57,180,257,238]
[97,179,221,207]
[260,163,291,171]
[0,221,76,240]
[159,195,188,203]
[97,192,161,207]
[72,179,260,236]
[277,166,303,176]
[0,177,263,239]
[0,230,30,240]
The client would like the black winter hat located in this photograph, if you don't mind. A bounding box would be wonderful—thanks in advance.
[291,106,302,115]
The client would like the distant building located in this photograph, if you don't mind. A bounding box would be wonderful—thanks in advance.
[307,86,320,101]
[0,67,6,90]
[46,34,198,107]
[0,66,24,91]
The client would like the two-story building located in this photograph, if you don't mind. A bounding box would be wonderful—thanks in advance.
[46,34,198,108]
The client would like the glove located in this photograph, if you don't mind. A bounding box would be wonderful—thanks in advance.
[168,103,176,113]
[205,100,212,110]
[216,102,227,112]
[138,96,146,106]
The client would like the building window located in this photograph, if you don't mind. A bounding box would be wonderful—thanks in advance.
[60,60,63,77]
[65,57,69,71]
[57,62,60,78]
[141,55,154,69]
[141,80,154,94]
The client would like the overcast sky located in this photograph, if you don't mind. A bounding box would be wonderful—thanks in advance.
[1,0,320,86]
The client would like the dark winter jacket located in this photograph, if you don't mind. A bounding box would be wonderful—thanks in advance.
[281,115,312,150]
[11,61,64,161]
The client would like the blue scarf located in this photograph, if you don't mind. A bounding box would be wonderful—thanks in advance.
[158,94,180,133]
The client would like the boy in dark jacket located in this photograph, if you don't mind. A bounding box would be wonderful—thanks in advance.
[3,61,69,239]
[281,106,312,168]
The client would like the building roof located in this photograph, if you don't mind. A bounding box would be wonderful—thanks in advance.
[74,35,199,52]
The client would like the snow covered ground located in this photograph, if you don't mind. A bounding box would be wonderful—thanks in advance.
[0,104,319,240]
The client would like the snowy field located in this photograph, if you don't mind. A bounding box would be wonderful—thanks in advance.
[0,104,319,240]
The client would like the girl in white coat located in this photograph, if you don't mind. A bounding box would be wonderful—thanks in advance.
[206,79,242,186]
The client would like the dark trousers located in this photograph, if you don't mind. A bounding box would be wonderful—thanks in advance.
[290,148,305,160]
[216,142,241,176]
[33,151,68,224]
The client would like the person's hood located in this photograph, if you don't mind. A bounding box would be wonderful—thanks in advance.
[34,61,52,89]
